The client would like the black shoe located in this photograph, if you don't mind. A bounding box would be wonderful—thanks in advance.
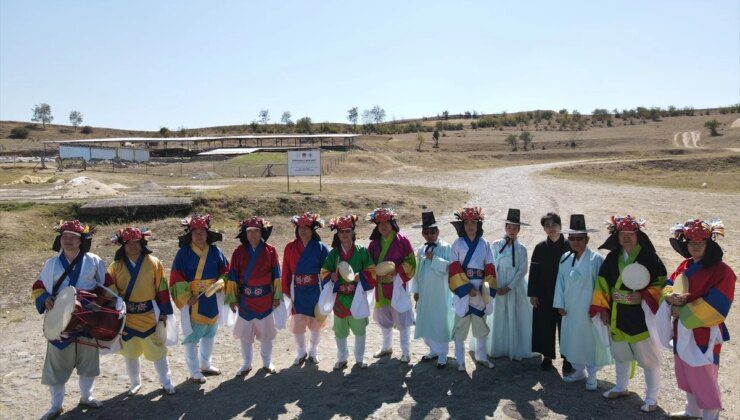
[540,357,553,371]
[562,360,574,375]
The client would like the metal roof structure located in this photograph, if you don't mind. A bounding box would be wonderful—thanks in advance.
[43,134,359,144]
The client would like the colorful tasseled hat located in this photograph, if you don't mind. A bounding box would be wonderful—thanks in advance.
[366,207,397,224]
[52,219,96,252]
[178,213,223,247]
[454,206,485,222]
[329,214,359,231]
[671,218,724,242]
[291,212,325,229]
[236,216,273,242]
[111,227,152,245]
[606,215,645,234]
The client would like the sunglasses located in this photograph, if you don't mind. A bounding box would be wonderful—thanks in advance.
[568,236,587,242]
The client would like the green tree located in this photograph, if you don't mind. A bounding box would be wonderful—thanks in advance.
[506,134,518,151]
[296,117,312,134]
[347,107,358,129]
[432,129,440,148]
[442,110,449,120]
[519,131,533,151]
[69,110,83,130]
[259,109,270,125]
[280,111,293,126]
[32,103,53,127]
[416,133,424,152]
[704,119,720,136]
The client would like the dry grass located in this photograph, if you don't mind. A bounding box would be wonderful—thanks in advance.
[544,155,740,193]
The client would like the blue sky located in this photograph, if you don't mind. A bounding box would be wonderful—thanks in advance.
[1,1,738,130]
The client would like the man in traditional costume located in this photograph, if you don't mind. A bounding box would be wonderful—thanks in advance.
[319,214,376,369]
[170,214,230,383]
[411,211,453,368]
[448,207,497,371]
[664,219,735,420]
[528,212,574,373]
[590,215,667,413]
[488,208,533,361]
[32,220,111,419]
[367,207,417,363]
[226,217,282,375]
[281,212,330,365]
[108,227,175,395]
[553,215,611,391]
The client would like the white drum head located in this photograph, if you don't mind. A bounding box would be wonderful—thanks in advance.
[673,273,689,295]
[375,261,396,277]
[622,263,650,290]
[337,261,356,282]
[205,279,225,298]
[43,286,77,341]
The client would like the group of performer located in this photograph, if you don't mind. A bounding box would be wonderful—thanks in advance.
[32,207,734,420]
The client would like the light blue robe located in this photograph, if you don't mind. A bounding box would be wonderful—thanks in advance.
[487,237,533,360]
[411,240,453,343]
[553,247,612,366]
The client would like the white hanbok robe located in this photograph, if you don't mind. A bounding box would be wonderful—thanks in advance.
[488,237,533,360]
[411,240,453,343]
[553,248,612,367]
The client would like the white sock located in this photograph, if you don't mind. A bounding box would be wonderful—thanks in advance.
[381,328,392,351]
[239,338,253,368]
[702,409,720,420]
[125,357,141,388]
[643,366,660,406]
[309,330,320,357]
[454,338,466,364]
[153,356,173,388]
[49,384,65,411]
[614,361,630,391]
[355,335,366,363]
[294,333,307,358]
[199,337,216,369]
[570,363,587,377]
[184,342,201,377]
[260,340,273,367]
[399,328,410,356]
[474,336,487,360]
[78,376,95,401]
[586,365,600,378]
[335,336,349,362]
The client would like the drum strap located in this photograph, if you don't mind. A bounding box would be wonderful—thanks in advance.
[52,252,84,296]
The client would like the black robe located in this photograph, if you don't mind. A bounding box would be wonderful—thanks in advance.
[528,235,569,359]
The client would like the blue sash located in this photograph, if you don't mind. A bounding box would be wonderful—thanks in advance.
[58,253,84,290]
[462,235,480,271]
[122,254,145,301]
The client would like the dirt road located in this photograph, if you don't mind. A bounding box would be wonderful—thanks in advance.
[1,161,738,419]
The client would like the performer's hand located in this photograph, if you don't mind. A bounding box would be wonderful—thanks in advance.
[413,293,419,302]
[331,272,339,282]
[558,309,566,316]
[469,289,478,297]
[273,299,280,308]
[229,302,238,313]
[187,295,199,306]
[625,291,641,303]
[530,297,539,308]
[599,311,609,326]
[159,314,167,326]
[671,305,680,318]
[498,287,511,296]
[666,293,688,306]
[425,251,433,260]
[44,296,55,311]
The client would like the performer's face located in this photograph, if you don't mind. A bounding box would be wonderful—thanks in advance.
[464,220,478,238]
[378,221,392,237]
[298,225,313,243]
[60,232,81,252]
[618,231,637,252]
[505,223,520,239]
[687,240,707,261]
[246,229,261,245]
[338,229,353,245]
[422,228,439,243]
[542,220,560,240]
[191,228,208,248]
[124,240,142,258]
[567,234,588,254]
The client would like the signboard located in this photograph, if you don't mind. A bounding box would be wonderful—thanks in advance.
[287,149,321,176]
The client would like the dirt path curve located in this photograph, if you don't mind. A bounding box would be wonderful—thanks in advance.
[672,131,701,149]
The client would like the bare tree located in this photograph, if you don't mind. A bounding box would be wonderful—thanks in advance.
[32,103,53,128]
[259,109,270,125]
[347,107,358,129]
[280,111,293,126]
[370,105,386,124]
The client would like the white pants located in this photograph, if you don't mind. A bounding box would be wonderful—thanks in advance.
[454,336,487,364]
[48,376,96,410]
[424,338,449,360]
[611,339,661,406]
[571,363,601,378]
[294,330,321,358]
[239,337,273,367]
[380,327,410,356]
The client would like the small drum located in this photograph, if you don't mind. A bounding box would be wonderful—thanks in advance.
[375,261,396,277]
[338,261,356,282]
[43,286,125,344]
[622,263,650,291]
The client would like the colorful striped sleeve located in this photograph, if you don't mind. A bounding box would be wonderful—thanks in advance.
[32,279,49,314]
[589,275,611,317]
[359,248,377,291]
[679,265,736,329]
[398,237,416,282]
[169,250,192,310]
[153,259,173,315]
[223,248,241,305]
